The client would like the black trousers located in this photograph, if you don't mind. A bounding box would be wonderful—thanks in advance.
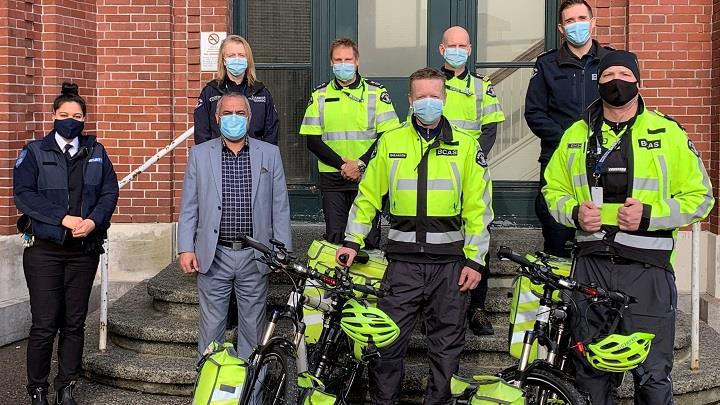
[322,189,380,249]
[570,255,676,405]
[23,239,99,393]
[536,164,574,258]
[368,260,468,404]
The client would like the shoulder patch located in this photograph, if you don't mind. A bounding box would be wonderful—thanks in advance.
[482,75,490,82]
[530,67,539,79]
[365,79,385,89]
[379,91,392,104]
[195,98,203,109]
[307,95,313,107]
[314,81,329,91]
[485,85,497,98]
[688,139,700,157]
[208,95,222,103]
[475,148,488,167]
[15,149,28,168]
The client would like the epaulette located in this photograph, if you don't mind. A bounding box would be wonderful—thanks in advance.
[653,110,686,131]
[536,48,558,59]
[365,79,385,89]
[313,81,329,91]
[468,71,487,81]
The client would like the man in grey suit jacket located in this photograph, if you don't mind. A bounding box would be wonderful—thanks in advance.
[177,92,292,364]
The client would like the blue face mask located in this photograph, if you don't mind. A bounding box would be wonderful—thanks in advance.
[332,63,356,82]
[224,57,248,77]
[220,114,248,141]
[443,47,469,68]
[413,97,444,125]
[563,21,591,47]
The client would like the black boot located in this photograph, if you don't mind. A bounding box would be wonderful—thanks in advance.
[29,387,48,405]
[55,381,78,405]
[468,307,494,336]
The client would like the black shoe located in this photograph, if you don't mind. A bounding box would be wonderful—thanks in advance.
[55,381,78,405]
[29,387,48,405]
[468,308,494,336]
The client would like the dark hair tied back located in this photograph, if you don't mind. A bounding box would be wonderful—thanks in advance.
[53,82,87,116]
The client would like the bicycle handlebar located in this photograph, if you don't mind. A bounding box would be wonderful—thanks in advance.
[497,245,631,305]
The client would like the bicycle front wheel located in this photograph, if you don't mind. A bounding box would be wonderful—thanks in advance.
[500,367,588,405]
[251,341,298,405]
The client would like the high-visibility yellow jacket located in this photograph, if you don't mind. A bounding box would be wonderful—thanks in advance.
[299,77,400,173]
[344,117,493,270]
[443,70,505,142]
[543,98,714,267]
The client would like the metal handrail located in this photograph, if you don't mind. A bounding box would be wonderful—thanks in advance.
[99,126,195,351]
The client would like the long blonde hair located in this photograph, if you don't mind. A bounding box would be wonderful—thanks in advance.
[216,35,256,87]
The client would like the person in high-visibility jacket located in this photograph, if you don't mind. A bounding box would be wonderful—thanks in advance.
[300,38,400,249]
[336,68,493,403]
[438,25,505,337]
[543,50,714,405]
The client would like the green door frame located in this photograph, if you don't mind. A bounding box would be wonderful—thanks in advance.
[233,0,560,225]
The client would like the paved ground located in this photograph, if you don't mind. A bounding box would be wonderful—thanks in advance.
[0,340,189,405]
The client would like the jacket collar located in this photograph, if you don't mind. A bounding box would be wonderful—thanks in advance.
[210,77,266,96]
[582,95,646,134]
[441,65,469,81]
[556,40,611,67]
[41,131,96,151]
[332,73,363,90]
[411,115,455,145]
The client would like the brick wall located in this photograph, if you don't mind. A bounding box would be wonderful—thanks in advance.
[712,0,720,234]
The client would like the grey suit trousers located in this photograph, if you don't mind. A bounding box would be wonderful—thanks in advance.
[197,246,268,362]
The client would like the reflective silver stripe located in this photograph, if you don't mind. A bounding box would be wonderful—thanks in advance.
[482,103,502,116]
[634,177,659,191]
[388,229,415,243]
[614,232,674,251]
[388,159,399,199]
[346,205,371,236]
[322,130,376,141]
[572,173,588,188]
[396,179,416,190]
[367,86,377,130]
[576,231,604,242]
[549,195,573,225]
[470,168,494,264]
[427,231,464,244]
[474,75,483,120]
[450,162,461,193]
[376,110,397,124]
[650,155,714,229]
[567,152,575,177]
[395,178,453,191]
[301,116,321,126]
[448,119,482,131]
[317,88,326,127]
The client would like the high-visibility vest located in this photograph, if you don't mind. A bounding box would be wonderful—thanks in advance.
[299,77,400,173]
[443,72,505,138]
[345,118,493,268]
[543,99,714,265]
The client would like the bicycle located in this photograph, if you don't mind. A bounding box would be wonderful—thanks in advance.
[453,246,640,405]
[236,233,396,405]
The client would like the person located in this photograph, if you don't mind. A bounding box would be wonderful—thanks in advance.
[543,50,714,405]
[438,25,505,336]
[194,35,280,145]
[336,68,493,404]
[525,0,613,258]
[13,83,119,405]
[300,37,400,249]
[177,93,292,376]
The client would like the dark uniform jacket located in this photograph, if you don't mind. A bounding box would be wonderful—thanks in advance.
[193,77,279,145]
[13,132,119,245]
[525,40,613,164]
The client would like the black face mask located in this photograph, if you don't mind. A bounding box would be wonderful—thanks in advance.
[54,118,84,140]
[598,79,639,107]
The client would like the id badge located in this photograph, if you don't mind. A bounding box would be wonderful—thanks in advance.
[591,186,604,207]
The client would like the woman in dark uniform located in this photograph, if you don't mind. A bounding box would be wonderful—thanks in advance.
[193,34,280,145]
[13,83,119,405]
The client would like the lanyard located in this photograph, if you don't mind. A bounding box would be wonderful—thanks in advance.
[341,81,365,103]
[593,127,627,181]
[445,74,473,96]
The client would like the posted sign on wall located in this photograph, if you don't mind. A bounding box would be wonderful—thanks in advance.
[201,32,227,72]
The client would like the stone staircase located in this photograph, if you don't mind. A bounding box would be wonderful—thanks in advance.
[83,224,720,403]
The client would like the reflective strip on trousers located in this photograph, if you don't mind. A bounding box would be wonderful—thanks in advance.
[388,229,464,244]
[613,232,674,251]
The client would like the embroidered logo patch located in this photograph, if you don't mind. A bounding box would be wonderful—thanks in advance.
[638,139,661,150]
[485,85,497,98]
[15,149,27,168]
[688,140,700,157]
[88,157,103,163]
[388,152,407,159]
[380,91,392,104]
[436,148,458,156]
[567,143,582,149]
[475,149,488,167]
[249,95,266,103]
[209,95,222,103]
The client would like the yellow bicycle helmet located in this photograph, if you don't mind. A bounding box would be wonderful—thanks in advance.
[340,299,399,349]
[585,332,655,372]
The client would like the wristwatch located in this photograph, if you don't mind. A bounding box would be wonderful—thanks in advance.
[357,160,367,173]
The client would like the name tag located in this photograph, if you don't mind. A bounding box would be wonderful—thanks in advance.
[591,186,603,207]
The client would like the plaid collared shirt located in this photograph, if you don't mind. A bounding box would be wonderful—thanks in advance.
[219,139,253,242]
